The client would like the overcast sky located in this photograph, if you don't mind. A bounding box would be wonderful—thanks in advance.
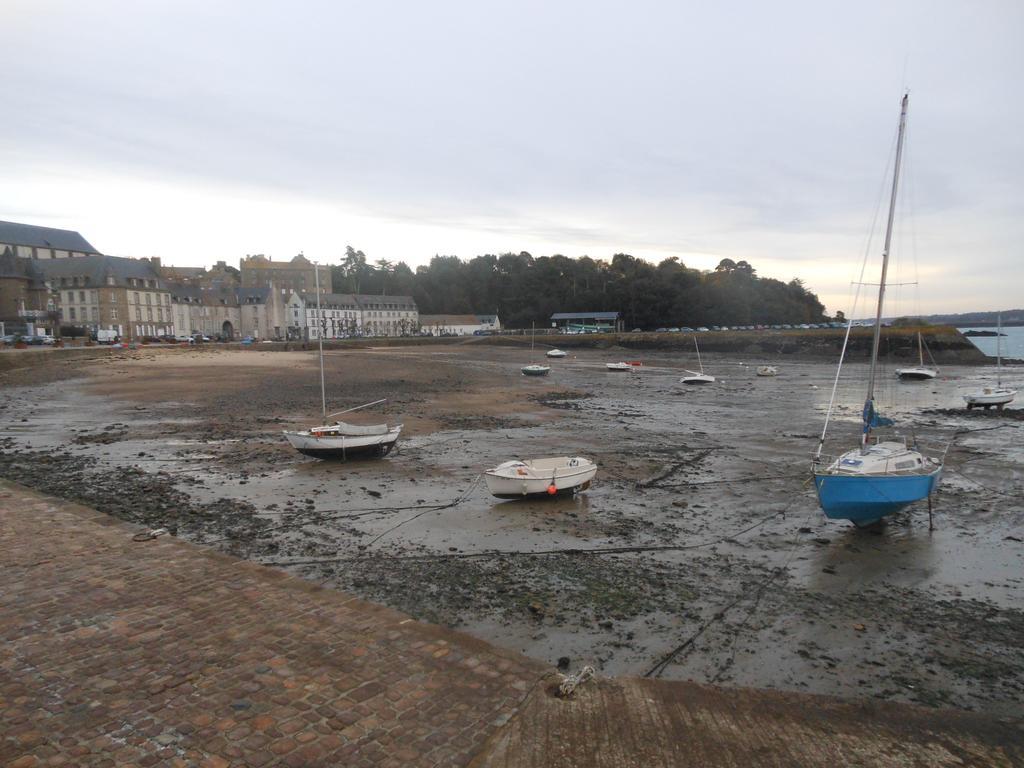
[2,0,1021,315]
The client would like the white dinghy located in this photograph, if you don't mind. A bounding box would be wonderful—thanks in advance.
[756,365,779,377]
[606,362,632,372]
[681,336,715,384]
[485,456,597,499]
[546,349,568,358]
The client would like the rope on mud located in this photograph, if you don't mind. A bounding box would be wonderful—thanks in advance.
[644,481,814,679]
[943,468,1024,501]
[260,490,807,568]
[361,474,484,548]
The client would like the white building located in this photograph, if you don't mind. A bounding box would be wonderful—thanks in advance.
[419,313,502,336]
[287,292,420,339]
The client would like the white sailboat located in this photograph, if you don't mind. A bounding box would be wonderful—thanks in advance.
[964,314,1016,409]
[895,332,938,380]
[546,348,567,358]
[283,265,402,459]
[680,336,715,384]
[813,94,943,527]
[521,322,551,376]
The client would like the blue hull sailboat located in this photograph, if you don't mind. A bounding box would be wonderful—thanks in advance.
[813,94,944,527]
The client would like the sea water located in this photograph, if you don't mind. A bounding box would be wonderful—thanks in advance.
[959,325,1024,361]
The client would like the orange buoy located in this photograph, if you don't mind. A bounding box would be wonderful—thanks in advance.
[547,484,558,495]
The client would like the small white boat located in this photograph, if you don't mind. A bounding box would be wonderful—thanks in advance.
[284,421,402,459]
[680,336,715,384]
[546,349,567,358]
[521,364,551,376]
[964,314,1016,409]
[964,387,1016,409]
[896,333,937,380]
[485,456,597,499]
[756,365,779,377]
[606,362,631,372]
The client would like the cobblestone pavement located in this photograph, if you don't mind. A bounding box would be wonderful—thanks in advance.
[0,481,546,767]
[3,480,1022,767]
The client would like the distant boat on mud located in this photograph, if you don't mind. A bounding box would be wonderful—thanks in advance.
[756,365,778,377]
[964,314,1016,410]
[895,333,937,380]
[680,337,715,384]
[283,265,402,460]
[521,364,551,376]
[606,362,632,372]
[812,94,943,527]
[521,323,551,375]
[485,457,597,499]
[546,349,567,358]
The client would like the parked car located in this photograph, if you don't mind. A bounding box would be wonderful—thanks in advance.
[655,327,668,333]
[240,336,254,345]
[668,327,681,333]
[630,328,642,333]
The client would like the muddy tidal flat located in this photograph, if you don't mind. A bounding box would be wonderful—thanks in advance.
[1,343,1022,717]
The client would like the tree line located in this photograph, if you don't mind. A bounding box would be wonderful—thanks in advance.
[330,248,828,330]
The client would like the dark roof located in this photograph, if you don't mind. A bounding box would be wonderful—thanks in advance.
[0,220,101,254]
[355,294,417,310]
[237,287,272,304]
[0,246,33,280]
[168,284,203,301]
[551,311,619,321]
[298,292,359,309]
[32,254,165,289]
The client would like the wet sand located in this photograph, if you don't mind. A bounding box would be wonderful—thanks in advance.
[1,343,1022,716]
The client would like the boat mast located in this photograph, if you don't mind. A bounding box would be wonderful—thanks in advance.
[695,336,703,374]
[864,93,909,447]
[918,332,924,367]
[997,313,1003,387]
[314,262,327,422]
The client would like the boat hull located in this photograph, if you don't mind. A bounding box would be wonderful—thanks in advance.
[963,390,1016,408]
[485,463,597,499]
[521,366,551,376]
[284,428,400,460]
[896,368,937,380]
[813,467,942,525]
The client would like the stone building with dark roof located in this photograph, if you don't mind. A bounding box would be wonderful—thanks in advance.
[0,220,102,259]
[32,254,173,340]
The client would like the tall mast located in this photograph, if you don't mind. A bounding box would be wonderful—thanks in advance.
[314,263,326,422]
[864,93,909,446]
[997,313,1003,387]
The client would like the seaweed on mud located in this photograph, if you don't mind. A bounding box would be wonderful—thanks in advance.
[0,448,269,539]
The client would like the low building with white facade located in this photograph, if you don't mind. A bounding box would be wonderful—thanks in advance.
[419,313,501,336]
[287,292,362,340]
[287,293,419,339]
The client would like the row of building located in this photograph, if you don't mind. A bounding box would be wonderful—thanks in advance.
[0,220,501,342]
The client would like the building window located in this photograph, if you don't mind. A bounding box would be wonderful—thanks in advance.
[135,307,141,320]
[69,308,76,320]
[91,290,98,303]
[147,307,153,321]
[134,292,140,305]
[146,294,152,306]
[111,308,118,320]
